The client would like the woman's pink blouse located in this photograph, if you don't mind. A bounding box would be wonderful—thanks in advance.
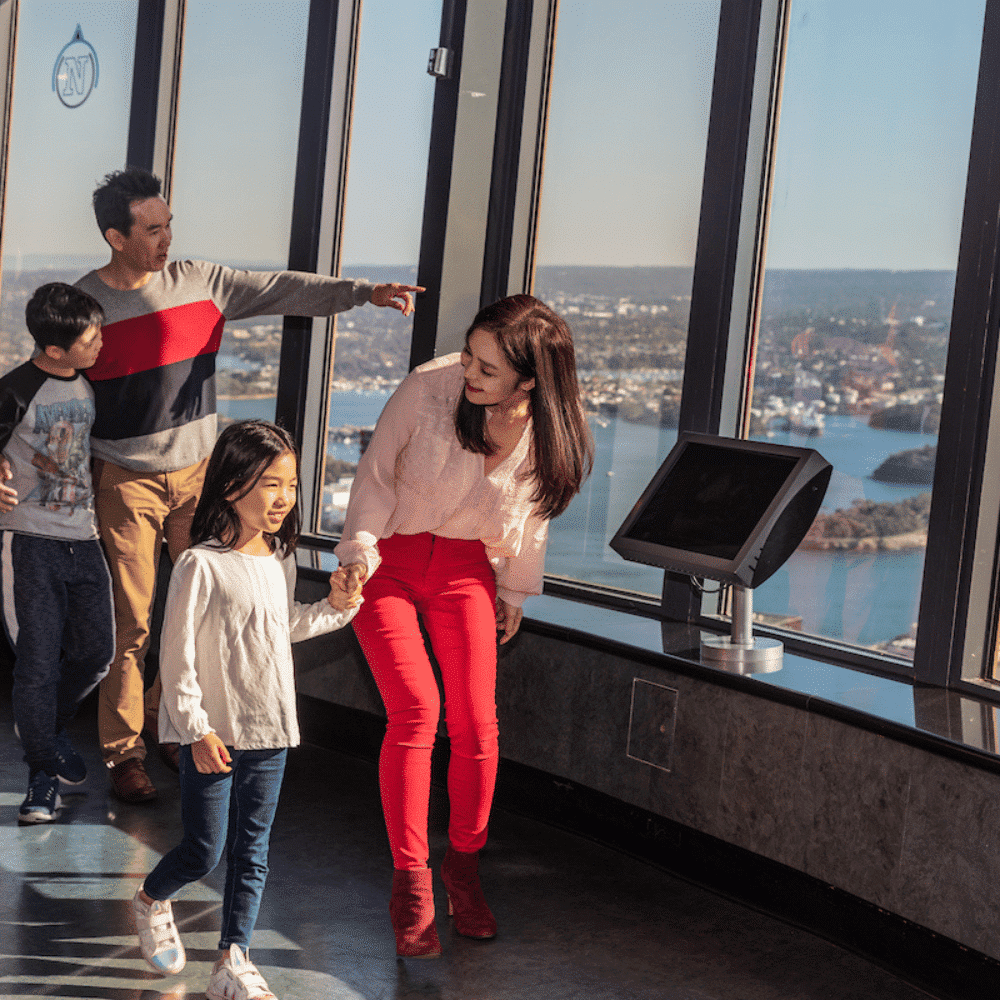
[334,353,548,608]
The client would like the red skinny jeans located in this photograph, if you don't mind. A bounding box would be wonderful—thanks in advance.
[351,532,499,870]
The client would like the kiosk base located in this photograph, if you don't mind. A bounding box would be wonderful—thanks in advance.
[700,634,783,673]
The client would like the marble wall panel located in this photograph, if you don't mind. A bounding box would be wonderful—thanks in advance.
[496,633,577,774]
[799,714,910,904]
[646,671,729,833]
[565,651,645,795]
[497,636,655,810]
[890,753,1000,960]
[714,696,811,871]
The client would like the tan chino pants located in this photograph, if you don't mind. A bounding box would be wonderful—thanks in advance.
[93,457,207,766]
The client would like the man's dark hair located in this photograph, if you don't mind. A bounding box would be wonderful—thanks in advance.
[92,166,162,241]
[25,283,105,352]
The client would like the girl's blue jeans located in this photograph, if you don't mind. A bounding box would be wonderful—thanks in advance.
[144,745,287,950]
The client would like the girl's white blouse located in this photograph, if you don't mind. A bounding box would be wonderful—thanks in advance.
[334,354,549,608]
[157,542,358,748]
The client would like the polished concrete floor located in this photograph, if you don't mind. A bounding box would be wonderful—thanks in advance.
[0,694,935,1000]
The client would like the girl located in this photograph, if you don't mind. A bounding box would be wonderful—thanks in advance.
[336,294,593,957]
[131,420,359,1000]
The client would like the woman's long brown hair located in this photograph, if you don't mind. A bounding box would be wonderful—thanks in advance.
[454,294,594,519]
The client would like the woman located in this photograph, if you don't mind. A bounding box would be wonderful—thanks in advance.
[336,294,593,957]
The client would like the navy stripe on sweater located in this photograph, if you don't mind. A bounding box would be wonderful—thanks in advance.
[91,353,217,441]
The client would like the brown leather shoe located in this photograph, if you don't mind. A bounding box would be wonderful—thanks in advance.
[109,758,158,803]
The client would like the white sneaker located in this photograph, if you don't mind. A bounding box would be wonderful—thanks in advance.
[131,889,186,975]
[205,944,277,1000]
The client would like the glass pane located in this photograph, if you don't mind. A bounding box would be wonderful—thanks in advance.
[170,0,310,426]
[751,0,985,659]
[318,0,437,534]
[1,1,138,361]
[533,0,720,595]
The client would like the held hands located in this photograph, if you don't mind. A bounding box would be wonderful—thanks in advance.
[0,457,17,513]
[192,732,232,774]
[327,564,366,612]
[495,597,523,644]
[370,283,425,317]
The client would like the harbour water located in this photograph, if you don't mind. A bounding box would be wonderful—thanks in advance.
[220,390,934,651]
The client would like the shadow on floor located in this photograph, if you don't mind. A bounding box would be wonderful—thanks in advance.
[0,690,934,1000]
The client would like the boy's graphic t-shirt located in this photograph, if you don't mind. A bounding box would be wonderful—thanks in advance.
[0,360,98,540]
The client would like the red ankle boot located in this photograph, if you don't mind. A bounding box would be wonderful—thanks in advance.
[389,868,442,958]
[440,846,497,939]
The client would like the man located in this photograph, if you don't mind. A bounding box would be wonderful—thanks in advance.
[77,166,421,803]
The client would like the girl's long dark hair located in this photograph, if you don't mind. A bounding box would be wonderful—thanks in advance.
[190,420,302,553]
[455,294,594,519]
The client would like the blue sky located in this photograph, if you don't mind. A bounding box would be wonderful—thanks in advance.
[0,0,988,273]
[766,0,986,270]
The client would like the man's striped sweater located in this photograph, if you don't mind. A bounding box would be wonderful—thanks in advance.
[76,259,372,472]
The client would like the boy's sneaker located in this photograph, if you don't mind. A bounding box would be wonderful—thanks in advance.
[131,889,186,975]
[206,944,277,1000]
[54,729,87,784]
[19,771,61,824]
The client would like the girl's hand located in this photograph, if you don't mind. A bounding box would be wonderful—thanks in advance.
[192,733,232,774]
[495,597,523,644]
[327,563,368,611]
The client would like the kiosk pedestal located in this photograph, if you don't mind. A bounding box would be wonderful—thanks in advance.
[700,584,782,674]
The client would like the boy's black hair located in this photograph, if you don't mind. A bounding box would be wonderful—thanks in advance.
[92,166,162,241]
[191,420,302,554]
[25,283,105,352]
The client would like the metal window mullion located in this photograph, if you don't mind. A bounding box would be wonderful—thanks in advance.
[675,0,767,440]
[479,0,534,308]
[0,0,19,285]
[126,0,184,197]
[409,0,468,369]
[912,0,1000,690]
[718,0,790,440]
[508,0,557,297]
[276,0,358,536]
[411,0,509,365]
[657,0,768,622]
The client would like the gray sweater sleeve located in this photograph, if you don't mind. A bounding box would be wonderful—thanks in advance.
[193,260,375,320]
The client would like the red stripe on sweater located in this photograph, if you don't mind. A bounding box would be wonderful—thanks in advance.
[86,299,225,381]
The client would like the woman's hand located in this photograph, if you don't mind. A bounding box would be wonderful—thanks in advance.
[192,732,232,774]
[339,563,368,599]
[370,283,425,317]
[328,566,365,611]
[495,597,523,644]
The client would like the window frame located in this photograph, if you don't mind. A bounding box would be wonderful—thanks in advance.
[119,0,1000,696]
[913,0,1000,696]
[505,0,1000,695]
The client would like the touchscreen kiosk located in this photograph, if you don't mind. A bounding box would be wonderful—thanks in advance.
[610,432,832,670]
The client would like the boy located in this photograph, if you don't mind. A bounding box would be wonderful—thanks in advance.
[0,282,115,823]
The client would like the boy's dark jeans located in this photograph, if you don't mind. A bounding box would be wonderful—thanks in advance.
[2,533,114,775]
